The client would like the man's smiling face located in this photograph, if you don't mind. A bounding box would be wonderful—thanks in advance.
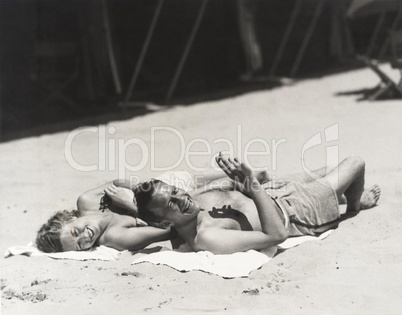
[147,182,200,224]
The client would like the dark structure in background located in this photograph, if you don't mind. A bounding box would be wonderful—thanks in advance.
[1,0,401,141]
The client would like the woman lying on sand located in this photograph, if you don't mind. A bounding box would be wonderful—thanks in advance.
[35,169,272,252]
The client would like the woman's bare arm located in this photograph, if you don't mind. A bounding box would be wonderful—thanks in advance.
[104,226,175,251]
[77,180,138,214]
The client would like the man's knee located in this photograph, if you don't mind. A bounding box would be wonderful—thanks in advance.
[347,156,365,172]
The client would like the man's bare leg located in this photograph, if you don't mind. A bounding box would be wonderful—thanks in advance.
[274,166,333,185]
[259,166,336,189]
[263,164,381,209]
[260,166,348,203]
[321,156,380,212]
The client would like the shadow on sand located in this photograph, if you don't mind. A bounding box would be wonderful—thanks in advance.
[1,79,282,143]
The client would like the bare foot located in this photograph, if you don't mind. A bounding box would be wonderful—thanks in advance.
[360,185,381,210]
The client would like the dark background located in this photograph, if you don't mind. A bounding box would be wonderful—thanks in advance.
[1,0,399,141]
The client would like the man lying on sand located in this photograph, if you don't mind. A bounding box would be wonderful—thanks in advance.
[35,169,271,252]
[135,155,381,254]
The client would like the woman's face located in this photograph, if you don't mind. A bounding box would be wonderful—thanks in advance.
[60,215,102,251]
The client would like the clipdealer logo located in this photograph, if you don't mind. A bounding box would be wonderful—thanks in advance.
[64,124,286,178]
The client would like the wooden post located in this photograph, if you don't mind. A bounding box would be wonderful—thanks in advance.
[290,0,325,78]
[378,4,402,60]
[101,0,122,95]
[124,0,164,102]
[341,0,356,58]
[165,0,208,103]
[366,10,386,58]
[269,0,302,76]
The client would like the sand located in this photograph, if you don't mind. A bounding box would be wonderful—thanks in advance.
[1,65,402,314]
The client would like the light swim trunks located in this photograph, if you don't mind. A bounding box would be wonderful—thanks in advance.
[265,179,340,236]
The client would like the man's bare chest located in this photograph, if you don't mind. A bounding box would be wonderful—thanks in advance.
[194,190,261,231]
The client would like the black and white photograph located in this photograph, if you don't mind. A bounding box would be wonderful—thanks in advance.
[1,0,401,313]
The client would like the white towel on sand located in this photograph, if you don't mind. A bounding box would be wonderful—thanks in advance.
[278,229,333,249]
[132,230,333,278]
[133,250,271,278]
[5,230,332,275]
[4,242,120,261]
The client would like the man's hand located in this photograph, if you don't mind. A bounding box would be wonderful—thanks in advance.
[104,185,137,213]
[215,153,258,193]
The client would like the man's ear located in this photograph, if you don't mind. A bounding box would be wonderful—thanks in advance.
[148,220,173,229]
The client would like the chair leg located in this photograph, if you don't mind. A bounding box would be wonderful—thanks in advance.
[367,81,402,101]
[367,82,392,100]
[357,55,402,100]
[357,55,394,85]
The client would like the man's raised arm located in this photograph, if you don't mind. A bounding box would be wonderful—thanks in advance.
[204,155,288,252]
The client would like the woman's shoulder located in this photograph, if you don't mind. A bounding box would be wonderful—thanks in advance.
[108,213,137,229]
